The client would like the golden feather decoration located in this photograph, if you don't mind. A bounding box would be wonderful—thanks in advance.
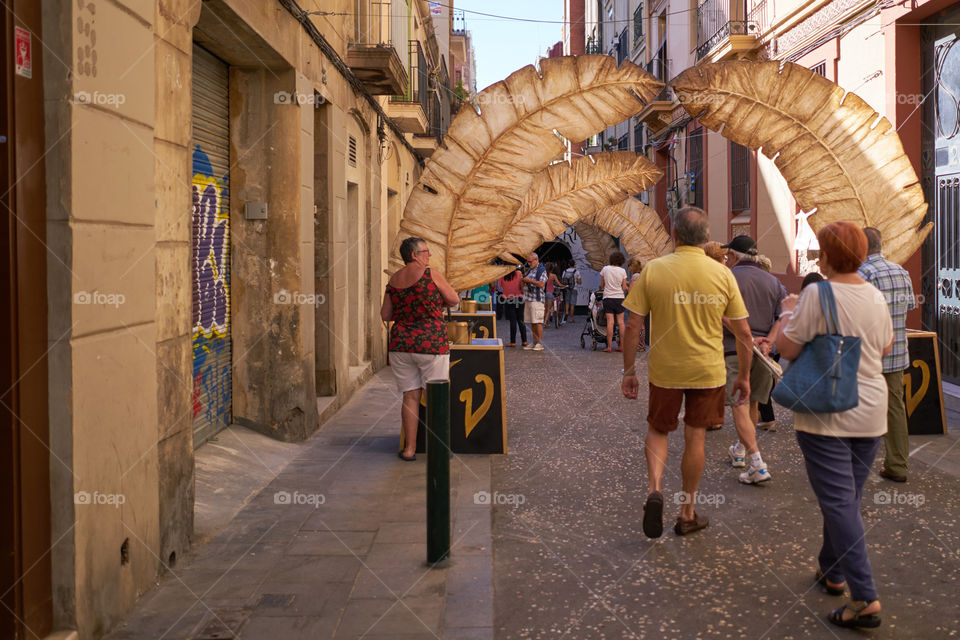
[496,152,662,261]
[586,198,674,264]
[572,222,618,271]
[672,60,931,264]
[391,55,664,290]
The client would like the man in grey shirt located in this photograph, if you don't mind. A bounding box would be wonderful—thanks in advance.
[721,236,786,484]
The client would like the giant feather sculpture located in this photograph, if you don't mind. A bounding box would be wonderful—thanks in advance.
[672,60,931,264]
[391,55,664,290]
[586,198,674,264]
[496,152,662,262]
[572,222,619,271]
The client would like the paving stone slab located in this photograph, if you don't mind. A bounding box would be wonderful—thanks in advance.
[286,530,376,556]
[238,615,337,640]
[333,596,442,637]
[349,565,447,600]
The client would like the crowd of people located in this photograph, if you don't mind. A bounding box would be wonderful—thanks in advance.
[619,207,914,630]
[381,210,917,630]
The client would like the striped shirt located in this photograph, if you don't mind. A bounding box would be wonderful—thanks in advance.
[858,253,915,372]
[523,264,547,303]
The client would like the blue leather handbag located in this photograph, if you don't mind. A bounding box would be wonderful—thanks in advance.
[771,281,861,414]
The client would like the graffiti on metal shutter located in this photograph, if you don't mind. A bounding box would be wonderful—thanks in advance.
[192,146,231,424]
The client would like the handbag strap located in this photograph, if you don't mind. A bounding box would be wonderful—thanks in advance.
[816,280,840,335]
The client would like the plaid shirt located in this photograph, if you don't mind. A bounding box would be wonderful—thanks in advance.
[858,253,915,372]
[523,264,547,302]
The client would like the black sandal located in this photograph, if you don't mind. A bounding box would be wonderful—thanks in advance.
[642,491,663,538]
[815,570,846,596]
[828,601,881,629]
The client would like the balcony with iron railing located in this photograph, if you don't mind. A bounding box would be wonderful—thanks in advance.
[695,0,760,62]
[585,36,601,54]
[345,0,408,95]
[748,0,770,36]
[616,27,628,64]
[387,40,431,135]
[635,42,674,133]
[412,57,449,158]
[411,92,444,157]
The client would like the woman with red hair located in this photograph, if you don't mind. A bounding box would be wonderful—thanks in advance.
[776,221,894,629]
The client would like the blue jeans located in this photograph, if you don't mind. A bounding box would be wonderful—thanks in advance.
[796,431,881,602]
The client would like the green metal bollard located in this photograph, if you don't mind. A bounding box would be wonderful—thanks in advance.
[426,378,450,564]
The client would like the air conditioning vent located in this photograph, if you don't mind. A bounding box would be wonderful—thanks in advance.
[348,136,357,167]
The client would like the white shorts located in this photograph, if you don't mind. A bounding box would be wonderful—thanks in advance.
[389,352,450,393]
[524,300,545,324]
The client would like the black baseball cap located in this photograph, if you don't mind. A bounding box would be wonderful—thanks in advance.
[721,235,758,255]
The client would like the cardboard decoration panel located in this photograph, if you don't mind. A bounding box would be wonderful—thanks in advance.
[408,338,507,454]
[905,331,947,435]
[447,311,497,341]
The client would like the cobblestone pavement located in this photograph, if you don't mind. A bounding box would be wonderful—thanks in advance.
[492,317,960,639]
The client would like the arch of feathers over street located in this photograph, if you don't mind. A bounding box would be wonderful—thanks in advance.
[389,56,931,289]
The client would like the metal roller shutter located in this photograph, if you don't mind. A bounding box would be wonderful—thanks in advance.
[191,45,232,448]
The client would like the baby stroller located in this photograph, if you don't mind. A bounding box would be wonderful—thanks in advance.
[580,290,619,350]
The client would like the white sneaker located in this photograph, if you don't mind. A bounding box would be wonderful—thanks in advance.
[522,343,534,350]
[532,343,544,351]
[728,443,746,468]
[739,464,772,484]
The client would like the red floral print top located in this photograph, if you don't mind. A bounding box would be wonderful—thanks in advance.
[387,268,450,355]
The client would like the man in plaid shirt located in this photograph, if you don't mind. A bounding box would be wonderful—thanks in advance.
[859,227,916,482]
[521,252,547,351]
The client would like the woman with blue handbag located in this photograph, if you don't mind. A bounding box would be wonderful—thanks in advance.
[776,222,893,630]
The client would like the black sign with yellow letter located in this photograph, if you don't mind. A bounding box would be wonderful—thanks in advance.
[408,338,507,454]
[448,311,497,341]
[904,331,947,435]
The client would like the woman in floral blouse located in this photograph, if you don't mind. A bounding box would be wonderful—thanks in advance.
[381,237,459,461]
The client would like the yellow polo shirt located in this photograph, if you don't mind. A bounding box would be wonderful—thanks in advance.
[623,246,748,389]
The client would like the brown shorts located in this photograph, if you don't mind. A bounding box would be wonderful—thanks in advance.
[647,383,725,433]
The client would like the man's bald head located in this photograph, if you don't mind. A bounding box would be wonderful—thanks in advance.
[674,206,709,246]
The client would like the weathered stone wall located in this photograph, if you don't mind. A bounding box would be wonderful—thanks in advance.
[154,0,201,580]
[43,0,161,635]
[40,0,424,635]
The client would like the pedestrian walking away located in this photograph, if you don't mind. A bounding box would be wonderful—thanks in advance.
[777,222,893,629]
[719,235,786,484]
[702,242,728,430]
[561,260,581,323]
[599,252,629,353]
[498,268,527,347]
[381,237,460,461]
[626,258,646,351]
[620,207,753,538]
[521,252,547,351]
[543,262,565,328]
[859,226,916,483]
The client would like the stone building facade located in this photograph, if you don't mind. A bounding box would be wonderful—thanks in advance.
[2,1,449,638]
[586,0,958,403]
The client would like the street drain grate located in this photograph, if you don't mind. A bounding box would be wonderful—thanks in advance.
[256,593,295,609]
[190,609,249,640]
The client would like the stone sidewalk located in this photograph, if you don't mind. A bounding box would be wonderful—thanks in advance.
[104,371,493,640]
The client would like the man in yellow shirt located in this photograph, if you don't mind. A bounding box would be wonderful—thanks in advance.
[621,207,754,538]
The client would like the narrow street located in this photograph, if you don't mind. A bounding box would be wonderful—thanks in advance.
[98,315,960,639]
[492,318,960,639]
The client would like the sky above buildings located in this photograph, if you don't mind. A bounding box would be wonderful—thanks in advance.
[456,1,566,92]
